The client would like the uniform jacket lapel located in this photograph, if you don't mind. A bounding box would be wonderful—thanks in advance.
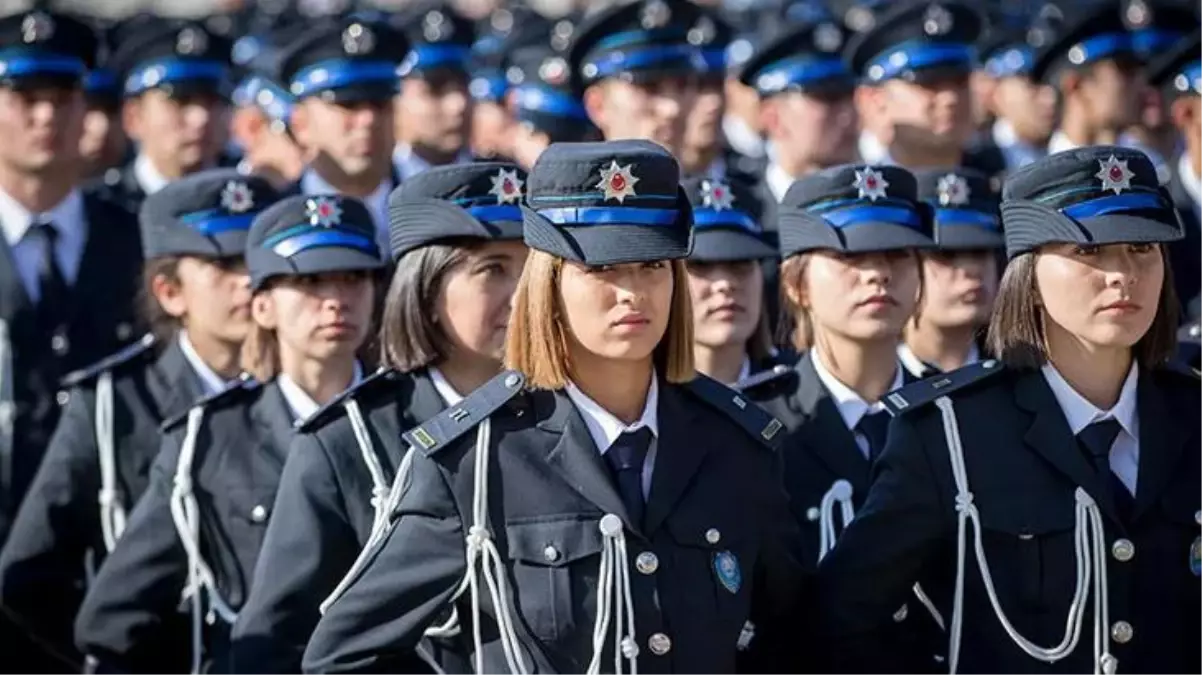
[793,353,871,494]
[1131,369,1191,521]
[251,381,298,470]
[0,231,32,320]
[643,382,706,537]
[148,336,205,421]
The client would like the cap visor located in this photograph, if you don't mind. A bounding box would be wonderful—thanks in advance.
[391,201,523,260]
[522,206,690,266]
[934,226,1005,250]
[311,83,398,104]
[690,229,778,261]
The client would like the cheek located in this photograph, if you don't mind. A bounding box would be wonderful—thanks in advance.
[1035,260,1093,325]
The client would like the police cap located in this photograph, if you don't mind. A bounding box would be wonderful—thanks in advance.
[110,20,233,99]
[1123,0,1200,60]
[0,10,98,89]
[682,176,776,261]
[1145,27,1200,103]
[393,1,475,79]
[913,167,1003,250]
[568,0,707,89]
[140,169,282,260]
[738,19,855,97]
[505,19,594,143]
[845,1,983,86]
[279,16,408,103]
[1030,2,1139,84]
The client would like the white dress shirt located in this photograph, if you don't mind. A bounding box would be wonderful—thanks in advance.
[1046,130,1080,156]
[858,130,893,166]
[177,330,233,397]
[300,169,392,251]
[764,162,796,203]
[133,153,172,196]
[392,143,473,182]
[428,366,465,406]
[277,361,365,422]
[897,342,980,378]
[0,186,87,302]
[1041,361,1140,495]
[810,350,905,459]
[992,119,1046,170]
[566,375,660,499]
[722,114,766,159]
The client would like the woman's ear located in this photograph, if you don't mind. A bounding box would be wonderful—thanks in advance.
[151,272,186,319]
[251,292,278,330]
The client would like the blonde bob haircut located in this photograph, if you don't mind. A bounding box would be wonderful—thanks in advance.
[504,250,696,389]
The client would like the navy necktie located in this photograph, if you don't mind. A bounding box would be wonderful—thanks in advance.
[857,411,891,461]
[604,427,653,528]
[1077,419,1130,518]
[32,221,68,332]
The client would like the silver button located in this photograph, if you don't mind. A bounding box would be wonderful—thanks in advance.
[1111,620,1133,644]
[250,505,268,523]
[647,632,672,655]
[705,528,721,544]
[543,545,560,563]
[1111,539,1135,562]
[806,507,820,522]
[635,551,659,575]
[892,604,909,622]
[51,333,68,354]
[504,373,520,388]
[55,391,69,406]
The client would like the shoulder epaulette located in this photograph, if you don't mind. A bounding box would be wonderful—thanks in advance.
[734,363,794,393]
[59,333,157,389]
[160,373,262,432]
[881,359,1004,417]
[401,370,526,456]
[685,374,784,450]
[1158,359,1201,383]
[296,367,401,432]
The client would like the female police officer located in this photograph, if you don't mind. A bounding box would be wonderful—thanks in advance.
[74,194,385,673]
[230,163,530,673]
[303,140,807,674]
[819,146,1200,674]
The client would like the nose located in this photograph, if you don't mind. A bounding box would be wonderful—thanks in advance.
[860,253,895,284]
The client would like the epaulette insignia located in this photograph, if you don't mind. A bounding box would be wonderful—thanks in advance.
[59,333,157,389]
[161,373,261,431]
[882,359,1003,417]
[686,374,784,450]
[296,368,400,432]
[734,363,794,393]
[402,370,526,456]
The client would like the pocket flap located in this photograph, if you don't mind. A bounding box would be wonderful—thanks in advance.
[506,515,604,566]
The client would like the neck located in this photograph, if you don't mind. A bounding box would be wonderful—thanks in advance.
[681,145,718,177]
[311,156,386,198]
[1061,103,1117,146]
[1045,325,1132,409]
[280,350,357,407]
[0,165,72,212]
[905,320,978,372]
[184,328,243,380]
[772,143,816,178]
[693,342,746,385]
[570,353,654,425]
[815,332,899,404]
[405,140,459,168]
[435,352,502,398]
[889,143,961,170]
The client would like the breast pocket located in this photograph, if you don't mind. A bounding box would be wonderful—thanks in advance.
[505,516,604,642]
[209,485,278,605]
[663,511,756,634]
[977,502,1076,615]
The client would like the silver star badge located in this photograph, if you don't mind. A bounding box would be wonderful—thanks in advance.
[1095,155,1134,195]
[176,27,208,56]
[936,173,971,206]
[21,12,54,44]
[306,197,343,227]
[641,0,671,30]
[221,180,255,213]
[923,4,954,36]
[854,167,890,201]
[701,180,735,211]
[539,57,568,86]
[814,22,844,53]
[343,23,375,55]
[597,161,640,203]
[489,169,524,205]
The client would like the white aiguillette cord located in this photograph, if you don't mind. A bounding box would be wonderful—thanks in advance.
[96,371,127,552]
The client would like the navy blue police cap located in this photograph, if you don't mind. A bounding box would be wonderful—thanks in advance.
[505,19,595,144]
[140,169,281,260]
[568,0,708,90]
[521,140,694,265]
[1123,0,1200,60]
[389,162,528,260]
[687,6,733,79]
[468,7,533,103]
[777,164,936,258]
[977,10,1058,81]
[738,19,855,98]
[1145,26,1200,103]
[279,16,409,103]
[246,194,386,290]
[914,167,1004,250]
[0,10,98,90]
[683,176,776,262]
[81,16,121,106]
[231,24,305,133]
[1000,146,1183,259]
[392,1,476,79]
[1030,2,1139,84]
[845,1,984,86]
[111,20,233,99]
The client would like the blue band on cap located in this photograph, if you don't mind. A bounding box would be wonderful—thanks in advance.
[694,208,760,232]
[1133,28,1183,56]
[270,227,380,258]
[84,68,118,94]
[935,208,999,230]
[755,55,850,94]
[586,44,700,79]
[1059,191,1168,219]
[538,206,678,226]
[700,48,726,73]
[812,205,924,230]
[984,45,1033,78]
[124,59,229,96]
[291,59,399,98]
[398,44,471,77]
[470,73,508,101]
[237,75,294,124]
[179,209,259,235]
[1068,32,1134,67]
[0,49,86,79]
[595,28,686,52]
[1178,61,1201,94]
[865,41,975,82]
[513,84,589,120]
[466,205,522,222]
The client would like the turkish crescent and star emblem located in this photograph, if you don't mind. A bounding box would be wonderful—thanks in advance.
[701,180,735,211]
[936,173,970,206]
[306,197,342,227]
[489,168,524,204]
[854,166,889,201]
[221,180,255,214]
[597,161,639,203]
[1096,155,1134,195]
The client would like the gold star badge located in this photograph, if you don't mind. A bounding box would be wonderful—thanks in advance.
[597,161,640,203]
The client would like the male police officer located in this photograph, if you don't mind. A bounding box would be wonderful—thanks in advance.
[228,25,306,189]
[976,20,1057,171]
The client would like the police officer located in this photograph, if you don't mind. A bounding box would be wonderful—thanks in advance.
[0,9,142,548]
[0,169,279,673]
[79,17,129,183]
[229,24,306,189]
[467,9,519,162]
[74,194,385,673]
[846,1,1007,177]
[103,19,234,212]
[303,140,807,674]
[231,162,530,673]
[819,146,1199,674]
[975,20,1056,171]
[679,6,733,180]
[899,168,1003,377]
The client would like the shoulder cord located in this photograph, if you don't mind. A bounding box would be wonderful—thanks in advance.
[96,371,126,552]
[343,398,391,534]
[588,513,639,675]
[934,396,1115,675]
[0,320,13,481]
[167,406,240,675]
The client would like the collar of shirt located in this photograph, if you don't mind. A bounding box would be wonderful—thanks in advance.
[1041,360,1139,440]
[565,374,659,455]
[705,155,727,183]
[0,186,88,289]
[722,114,766,159]
[765,162,795,203]
[810,349,904,432]
[178,330,233,396]
[858,130,893,166]
[134,153,172,196]
[277,361,365,422]
[392,143,473,181]
[1178,152,1201,209]
[1047,130,1080,156]
[992,119,1046,170]
[300,169,392,237]
[897,342,980,377]
[428,366,465,406]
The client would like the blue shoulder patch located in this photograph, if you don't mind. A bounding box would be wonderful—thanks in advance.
[59,333,157,389]
[402,370,526,456]
[733,363,794,394]
[881,359,1004,417]
[685,374,785,450]
[296,367,400,432]
[160,373,262,432]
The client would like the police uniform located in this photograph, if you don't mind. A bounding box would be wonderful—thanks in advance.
[99,20,234,213]
[0,11,143,549]
[74,194,385,673]
[231,162,530,673]
[817,147,1200,674]
[303,140,808,674]
[977,21,1051,171]
[0,170,279,673]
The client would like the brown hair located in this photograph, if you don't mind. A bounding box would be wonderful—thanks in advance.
[986,247,1180,369]
[138,256,183,342]
[240,319,280,382]
[378,241,474,372]
[504,250,695,389]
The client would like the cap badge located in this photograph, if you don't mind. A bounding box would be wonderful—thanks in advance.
[688,16,716,46]
[551,20,575,51]
[539,57,568,86]
[423,10,453,42]
[221,181,255,214]
[701,180,735,211]
[641,0,672,30]
[306,197,343,227]
[176,27,209,56]
[343,22,376,55]
[597,161,640,203]
[936,173,971,206]
[923,4,954,36]
[489,168,524,204]
[814,23,844,53]
[854,167,890,202]
[1124,0,1150,29]
[1096,155,1134,195]
[21,12,54,44]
